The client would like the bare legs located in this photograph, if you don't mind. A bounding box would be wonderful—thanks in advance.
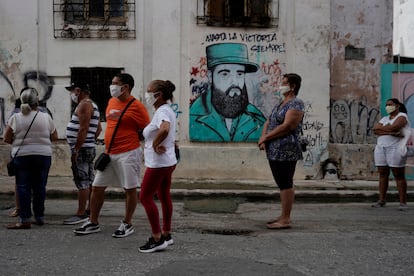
[279,188,294,225]
[392,167,407,205]
[77,188,90,216]
[124,188,138,225]
[89,186,137,225]
[377,166,389,203]
[376,166,407,205]
[267,188,294,228]
[89,186,105,224]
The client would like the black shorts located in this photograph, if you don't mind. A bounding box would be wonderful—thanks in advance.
[268,160,297,190]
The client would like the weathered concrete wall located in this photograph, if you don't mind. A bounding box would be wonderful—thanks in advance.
[328,0,393,179]
[182,0,331,180]
[0,0,393,181]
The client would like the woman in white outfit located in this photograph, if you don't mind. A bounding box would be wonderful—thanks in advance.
[373,98,408,210]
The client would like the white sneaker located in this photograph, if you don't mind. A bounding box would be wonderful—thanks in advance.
[398,203,408,211]
[73,220,100,235]
[112,220,134,238]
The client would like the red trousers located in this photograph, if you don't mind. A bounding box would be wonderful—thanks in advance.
[139,165,176,234]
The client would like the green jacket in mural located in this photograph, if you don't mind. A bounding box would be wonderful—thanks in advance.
[189,90,266,142]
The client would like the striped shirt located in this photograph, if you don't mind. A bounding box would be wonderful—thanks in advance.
[66,99,100,149]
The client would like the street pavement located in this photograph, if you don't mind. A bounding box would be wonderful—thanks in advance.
[0,176,413,275]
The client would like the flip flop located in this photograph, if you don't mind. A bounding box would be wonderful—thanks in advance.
[266,222,291,230]
[9,209,19,217]
[266,217,280,224]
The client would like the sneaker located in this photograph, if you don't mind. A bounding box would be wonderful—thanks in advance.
[73,221,100,235]
[163,233,174,246]
[398,203,408,211]
[371,201,386,208]
[139,237,168,253]
[32,219,44,226]
[112,220,134,238]
[63,214,89,225]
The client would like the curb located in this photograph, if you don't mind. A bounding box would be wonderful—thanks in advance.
[1,176,413,202]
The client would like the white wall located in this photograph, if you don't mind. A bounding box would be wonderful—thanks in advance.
[393,0,414,57]
[0,0,332,180]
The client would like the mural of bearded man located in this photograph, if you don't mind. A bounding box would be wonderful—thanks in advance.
[189,43,266,142]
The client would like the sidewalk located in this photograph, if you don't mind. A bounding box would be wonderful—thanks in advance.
[1,175,413,202]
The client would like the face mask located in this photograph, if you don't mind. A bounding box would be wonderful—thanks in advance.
[110,85,122,98]
[70,93,78,104]
[385,105,396,114]
[278,86,291,95]
[145,92,159,106]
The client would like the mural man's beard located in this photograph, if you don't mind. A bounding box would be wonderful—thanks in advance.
[211,84,249,118]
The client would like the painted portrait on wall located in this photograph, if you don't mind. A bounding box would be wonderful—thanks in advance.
[189,43,266,142]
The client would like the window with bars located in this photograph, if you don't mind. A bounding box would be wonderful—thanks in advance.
[53,0,136,39]
[64,0,126,24]
[197,0,278,28]
[70,67,123,121]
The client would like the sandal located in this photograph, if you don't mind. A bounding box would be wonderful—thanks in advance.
[266,217,280,224]
[6,222,31,229]
[267,222,291,230]
[371,201,386,208]
[9,209,19,217]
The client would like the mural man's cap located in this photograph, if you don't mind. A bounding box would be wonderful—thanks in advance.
[206,43,259,73]
[65,81,89,91]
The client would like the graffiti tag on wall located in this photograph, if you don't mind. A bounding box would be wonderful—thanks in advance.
[0,70,55,135]
[330,97,379,144]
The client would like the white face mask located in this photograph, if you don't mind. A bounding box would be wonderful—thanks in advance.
[110,85,122,98]
[385,105,396,114]
[70,93,78,104]
[145,92,158,106]
[278,86,291,95]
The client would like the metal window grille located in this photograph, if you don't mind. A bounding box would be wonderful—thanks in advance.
[53,0,136,39]
[197,0,278,28]
[70,67,123,121]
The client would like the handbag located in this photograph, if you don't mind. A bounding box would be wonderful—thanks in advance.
[7,160,16,176]
[299,135,309,152]
[299,115,308,152]
[7,111,39,176]
[94,98,135,171]
[94,153,111,171]
[174,142,180,163]
[399,125,414,156]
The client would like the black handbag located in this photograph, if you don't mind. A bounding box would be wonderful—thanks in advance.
[8,111,39,176]
[94,153,111,171]
[7,160,16,176]
[299,114,308,152]
[94,99,135,171]
[299,136,309,152]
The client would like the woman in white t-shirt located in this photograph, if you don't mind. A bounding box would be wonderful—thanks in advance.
[3,87,58,229]
[139,80,177,253]
[373,98,408,210]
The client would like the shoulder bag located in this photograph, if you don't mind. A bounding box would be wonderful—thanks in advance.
[94,98,135,171]
[7,111,39,176]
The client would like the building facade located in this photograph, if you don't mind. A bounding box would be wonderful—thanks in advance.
[0,0,396,181]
